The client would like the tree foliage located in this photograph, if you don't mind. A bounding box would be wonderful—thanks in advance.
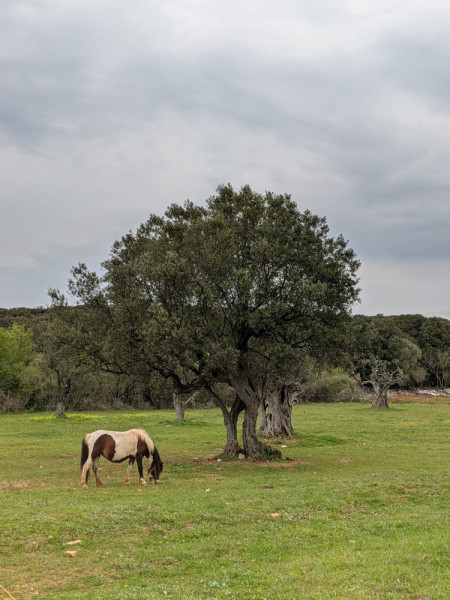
[0,324,35,394]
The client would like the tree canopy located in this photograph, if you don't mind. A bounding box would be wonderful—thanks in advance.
[0,324,35,394]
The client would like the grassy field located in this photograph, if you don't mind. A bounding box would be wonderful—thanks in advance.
[1,401,450,600]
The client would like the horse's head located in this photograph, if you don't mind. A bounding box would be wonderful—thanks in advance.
[148,447,163,484]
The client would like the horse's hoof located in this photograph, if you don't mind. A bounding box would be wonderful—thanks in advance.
[96,482,103,487]
[81,484,88,488]
[139,479,147,485]
[124,480,130,485]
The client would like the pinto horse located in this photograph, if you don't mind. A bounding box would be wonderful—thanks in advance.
[80,428,163,487]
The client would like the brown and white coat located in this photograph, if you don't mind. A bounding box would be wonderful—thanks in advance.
[80,428,163,487]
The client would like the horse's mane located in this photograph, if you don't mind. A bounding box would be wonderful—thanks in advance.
[152,446,163,472]
[137,429,155,456]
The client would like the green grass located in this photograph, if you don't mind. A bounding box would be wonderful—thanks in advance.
[2,402,450,599]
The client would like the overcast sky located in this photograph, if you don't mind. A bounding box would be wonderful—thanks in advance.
[1,0,450,317]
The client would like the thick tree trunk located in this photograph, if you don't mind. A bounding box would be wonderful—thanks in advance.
[221,397,245,457]
[56,379,68,419]
[369,382,389,409]
[378,394,389,409]
[257,396,268,433]
[258,383,301,437]
[242,401,268,459]
[258,384,300,436]
[372,391,389,409]
[173,392,186,421]
[258,390,293,437]
[207,386,244,457]
[231,370,280,459]
[56,401,67,419]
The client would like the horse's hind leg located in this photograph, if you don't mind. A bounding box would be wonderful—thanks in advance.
[92,457,103,487]
[125,458,135,484]
[137,456,146,485]
[80,457,92,487]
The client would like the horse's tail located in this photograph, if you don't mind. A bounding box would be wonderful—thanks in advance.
[81,435,90,482]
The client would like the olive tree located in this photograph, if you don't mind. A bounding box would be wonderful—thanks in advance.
[53,185,359,457]
[350,316,424,408]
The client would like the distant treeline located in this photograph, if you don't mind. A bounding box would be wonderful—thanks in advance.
[0,306,173,412]
[0,306,449,413]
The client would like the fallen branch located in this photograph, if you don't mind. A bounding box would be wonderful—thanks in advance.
[0,584,17,600]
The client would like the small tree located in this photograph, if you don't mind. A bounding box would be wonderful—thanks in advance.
[350,316,424,408]
[39,305,90,418]
[356,358,406,408]
[172,389,204,421]
[422,349,450,389]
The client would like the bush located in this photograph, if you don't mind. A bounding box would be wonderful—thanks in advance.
[0,324,35,395]
[0,392,28,413]
[302,367,360,403]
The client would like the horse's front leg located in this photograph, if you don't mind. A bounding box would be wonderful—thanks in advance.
[136,456,146,485]
[125,458,135,484]
[92,457,103,487]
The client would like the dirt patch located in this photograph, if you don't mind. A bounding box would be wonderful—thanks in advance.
[261,438,298,445]
[0,480,30,489]
[258,460,307,468]
[338,458,353,463]
[399,484,423,493]
[206,457,312,468]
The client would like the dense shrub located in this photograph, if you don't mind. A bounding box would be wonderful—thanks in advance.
[0,324,35,395]
[301,367,360,403]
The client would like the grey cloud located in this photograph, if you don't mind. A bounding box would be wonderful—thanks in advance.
[0,238,110,308]
[380,35,450,110]
[1,0,450,314]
